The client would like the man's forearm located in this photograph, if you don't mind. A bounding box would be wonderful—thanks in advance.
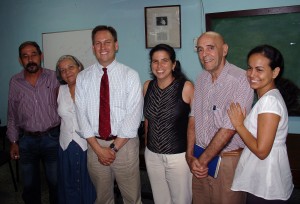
[199,128,236,166]
[186,117,196,158]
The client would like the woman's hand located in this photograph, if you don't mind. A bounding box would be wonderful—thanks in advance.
[227,102,246,130]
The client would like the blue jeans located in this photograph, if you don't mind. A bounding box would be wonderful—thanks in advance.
[19,127,59,204]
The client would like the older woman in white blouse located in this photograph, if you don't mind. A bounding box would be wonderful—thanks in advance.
[56,55,95,204]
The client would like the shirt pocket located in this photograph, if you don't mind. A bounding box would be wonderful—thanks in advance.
[213,108,224,129]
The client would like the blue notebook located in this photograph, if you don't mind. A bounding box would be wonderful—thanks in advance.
[193,144,222,178]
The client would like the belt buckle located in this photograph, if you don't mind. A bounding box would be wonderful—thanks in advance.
[96,135,117,141]
[107,135,117,141]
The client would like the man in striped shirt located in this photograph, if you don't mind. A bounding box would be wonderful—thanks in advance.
[186,32,254,204]
[7,41,60,204]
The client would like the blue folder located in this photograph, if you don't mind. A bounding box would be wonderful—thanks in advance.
[193,144,221,178]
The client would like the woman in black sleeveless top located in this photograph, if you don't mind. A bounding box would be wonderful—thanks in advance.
[143,44,194,204]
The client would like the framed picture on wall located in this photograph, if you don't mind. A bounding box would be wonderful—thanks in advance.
[144,5,181,48]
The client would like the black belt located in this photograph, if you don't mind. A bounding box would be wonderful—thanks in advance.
[95,135,117,141]
[22,125,60,136]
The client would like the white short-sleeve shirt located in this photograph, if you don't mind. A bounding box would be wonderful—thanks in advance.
[231,89,294,200]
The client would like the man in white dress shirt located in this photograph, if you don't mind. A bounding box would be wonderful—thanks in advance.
[75,25,143,204]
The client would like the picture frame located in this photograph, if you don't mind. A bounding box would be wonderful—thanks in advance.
[144,5,181,48]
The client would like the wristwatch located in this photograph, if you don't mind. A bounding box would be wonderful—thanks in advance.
[109,143,118,153]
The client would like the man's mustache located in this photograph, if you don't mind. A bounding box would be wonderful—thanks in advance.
[26,62,38,68]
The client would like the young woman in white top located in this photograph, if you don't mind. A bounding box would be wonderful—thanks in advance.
[56,55,95,204]
[227,45,294,203]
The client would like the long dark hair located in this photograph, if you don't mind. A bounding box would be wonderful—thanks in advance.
[149,43,188,80]
[247,44,284,83]
[248,44,300,115]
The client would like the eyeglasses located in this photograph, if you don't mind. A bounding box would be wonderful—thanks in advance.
[59,65,77,74]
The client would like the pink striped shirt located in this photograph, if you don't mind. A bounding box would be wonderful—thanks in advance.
[7,68,60,142]
[192,61,254,152]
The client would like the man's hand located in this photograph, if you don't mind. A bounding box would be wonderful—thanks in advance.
[186,154,209,179]
[10,142,20,160]
[87,137,116,166]
[97,147,116,166]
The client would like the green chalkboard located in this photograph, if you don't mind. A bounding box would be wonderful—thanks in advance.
[206,5,300,116]
[206,6,300,88]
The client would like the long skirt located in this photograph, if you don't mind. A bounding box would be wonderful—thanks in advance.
[58,140,96,204]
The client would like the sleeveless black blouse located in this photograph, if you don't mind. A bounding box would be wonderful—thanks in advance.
[144,79,190,154]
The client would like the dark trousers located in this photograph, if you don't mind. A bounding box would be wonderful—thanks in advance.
[19,128,59,204]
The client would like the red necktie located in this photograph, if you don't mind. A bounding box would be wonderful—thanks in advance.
[99,68,111,139]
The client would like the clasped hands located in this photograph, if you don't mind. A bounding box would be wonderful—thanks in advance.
[187,156,209,179]
[97,147,116,166]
